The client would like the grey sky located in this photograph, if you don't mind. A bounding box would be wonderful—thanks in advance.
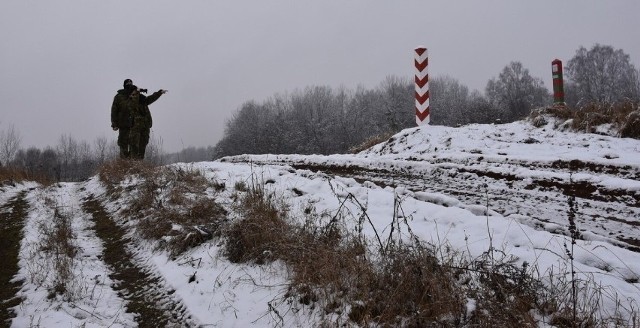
[1,1,639,152]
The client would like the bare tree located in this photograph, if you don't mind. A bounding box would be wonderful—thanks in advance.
[429,75,471,125]
[467,90,496,124]
[94,136,109,164]
[145,132,164,165]
[77,141,92,162]
[56,134,79,181]
[39,147,59,181]
[566,44,640,105]
[379,76,413,132]
[486,61,550,121]
[0,124,22,165]
[107,139,119,160]
[212,76,417,158]
[57,134,78,164]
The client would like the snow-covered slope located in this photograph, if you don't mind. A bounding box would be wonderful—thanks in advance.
[1,120,640,326]
[363,121,640,166]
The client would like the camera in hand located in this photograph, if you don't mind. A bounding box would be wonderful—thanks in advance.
[139,88,148,93]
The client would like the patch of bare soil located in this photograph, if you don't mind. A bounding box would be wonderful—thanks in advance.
[0,192,28,327]
[82,196,197,328]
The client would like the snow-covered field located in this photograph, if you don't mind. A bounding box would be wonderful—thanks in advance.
[225,120,640,251]
[1,119,639,327]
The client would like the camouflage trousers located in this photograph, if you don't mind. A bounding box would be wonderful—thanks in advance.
[117,127,132,159]
[130,125,150,160]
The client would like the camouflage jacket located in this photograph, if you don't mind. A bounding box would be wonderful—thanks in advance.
[111,89,136,128]
[132,91,163,129]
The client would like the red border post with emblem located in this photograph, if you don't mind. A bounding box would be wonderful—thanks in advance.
[552,59,565,105]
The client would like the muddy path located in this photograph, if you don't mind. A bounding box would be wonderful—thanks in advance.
[81,195,198,328]
[0,192,28,327]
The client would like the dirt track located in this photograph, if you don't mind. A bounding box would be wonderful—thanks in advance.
[0,192,28,327]
[82,196,197,328]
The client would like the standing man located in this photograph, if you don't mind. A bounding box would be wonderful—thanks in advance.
[111,79,137,159]
[129,86,167,160]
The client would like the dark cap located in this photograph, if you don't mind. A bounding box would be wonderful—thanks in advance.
[123,79,133,87]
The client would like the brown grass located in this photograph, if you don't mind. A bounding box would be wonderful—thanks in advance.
[38,207,78,299]
[117,165,228,256]
[137,198,227,256]
[0,166,27,184]
[98,159,156,186]
[96,160,640,326]
[347,244,465,327]
[349,132,395,154]
[222,181,640,326]
[224,183,289,264]
[465,256,541,327]
[530,101,640,138]
[620,109,640,139]
[0,166,53,186]
[224,183,473,326]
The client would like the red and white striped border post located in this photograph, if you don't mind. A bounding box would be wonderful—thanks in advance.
[415,47,429,125]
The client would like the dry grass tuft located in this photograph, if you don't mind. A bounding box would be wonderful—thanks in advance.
[349,132,395,154]
[347,243,465,326]
[571,102,634,133]
[119,166,228,256]
[38,207,78,300]
[224,184,290,264]
[98,159,156,186]
[465,255,541,327]
[620,109,640,139]
[140,198,227,255]
[530,101,640,138]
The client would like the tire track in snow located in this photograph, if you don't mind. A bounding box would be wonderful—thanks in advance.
[286,162,640,252]
[0,191,28,326]
[81,195,198,327]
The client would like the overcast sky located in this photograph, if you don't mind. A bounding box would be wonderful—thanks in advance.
[1,1,639,152]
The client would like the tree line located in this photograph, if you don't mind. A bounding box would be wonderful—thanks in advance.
[0,129,213,182]
[213,44,640,158]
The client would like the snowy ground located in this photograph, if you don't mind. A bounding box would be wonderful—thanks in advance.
[1,119,639,327]
[224,120,640,251]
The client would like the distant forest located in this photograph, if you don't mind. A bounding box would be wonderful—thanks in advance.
[1,44,639,182]
[0,131,213,182]
[213,44,640,158]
